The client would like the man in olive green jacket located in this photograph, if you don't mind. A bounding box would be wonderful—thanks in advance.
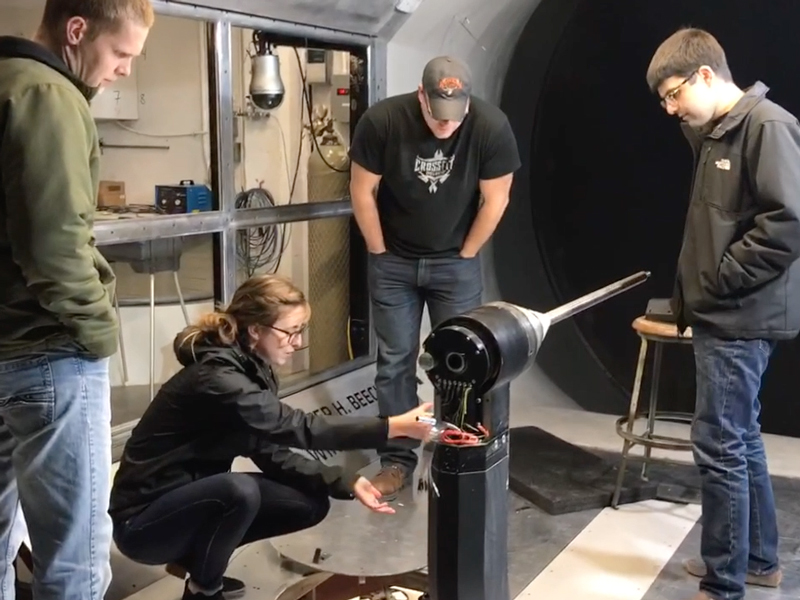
[0,1,152,598]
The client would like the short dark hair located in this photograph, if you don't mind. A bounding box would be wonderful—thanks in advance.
[646,27,732,93]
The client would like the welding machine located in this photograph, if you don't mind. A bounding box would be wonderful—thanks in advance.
[155,180,213,214]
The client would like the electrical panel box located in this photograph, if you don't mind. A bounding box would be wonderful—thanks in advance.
[330,73,351,124]
[307,50,349,85]
[326,51,350,81]
[306,49,327,84]
[91,67,140,121]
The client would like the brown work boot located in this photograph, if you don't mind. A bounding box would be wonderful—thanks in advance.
[372,465,407,498]
[684,557,782,588]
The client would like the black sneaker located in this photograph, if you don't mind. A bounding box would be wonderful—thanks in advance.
[181,582,223,600]
[222,576,246,599]
[180,577,245,600]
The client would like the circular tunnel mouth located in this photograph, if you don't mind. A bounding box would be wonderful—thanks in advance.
[496,0,800,437]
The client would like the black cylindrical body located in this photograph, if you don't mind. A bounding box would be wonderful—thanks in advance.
[420,303,543,433]
[420,303,545,398]
[427,436,510,600]
[421,271,650,600]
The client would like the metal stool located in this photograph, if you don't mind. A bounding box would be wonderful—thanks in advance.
[101,239,190,400]
[610,316,694,508]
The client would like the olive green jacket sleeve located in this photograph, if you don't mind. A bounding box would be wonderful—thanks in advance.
[0,82,117,358]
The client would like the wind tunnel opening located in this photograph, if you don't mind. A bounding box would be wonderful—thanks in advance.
[496,0,800,438]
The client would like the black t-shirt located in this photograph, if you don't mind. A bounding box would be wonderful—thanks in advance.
[349,92,521,258]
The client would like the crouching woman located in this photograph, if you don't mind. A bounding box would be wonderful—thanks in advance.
[109,274,433,600]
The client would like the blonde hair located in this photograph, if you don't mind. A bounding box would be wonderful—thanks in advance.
[175,274,309,359]
[42,0,155,39]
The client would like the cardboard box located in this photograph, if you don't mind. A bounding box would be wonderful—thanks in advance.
[97,181,126,207]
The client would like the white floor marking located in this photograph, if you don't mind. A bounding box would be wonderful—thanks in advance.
[516,499,701,600]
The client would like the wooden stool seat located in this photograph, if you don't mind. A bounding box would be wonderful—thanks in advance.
[632,316,692,340]
[610,314,695,508]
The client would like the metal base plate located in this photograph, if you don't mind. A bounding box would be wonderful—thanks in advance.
[271,469,428,578]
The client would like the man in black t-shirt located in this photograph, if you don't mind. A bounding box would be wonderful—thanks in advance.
[349,55,521,497]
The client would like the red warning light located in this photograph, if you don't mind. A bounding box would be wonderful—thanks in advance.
[336,88,349,96]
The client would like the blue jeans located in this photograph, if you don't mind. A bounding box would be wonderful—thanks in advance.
[0,349,112,600]
[368,252,485,472]
[691,328,780,600]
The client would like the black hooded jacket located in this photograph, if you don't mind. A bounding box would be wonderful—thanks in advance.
[109,335,389,523]
[672,81,800,339]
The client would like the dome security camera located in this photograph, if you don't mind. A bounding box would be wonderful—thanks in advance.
[250,52,284,111]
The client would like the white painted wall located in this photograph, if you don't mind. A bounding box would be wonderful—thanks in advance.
[94,16,211,204]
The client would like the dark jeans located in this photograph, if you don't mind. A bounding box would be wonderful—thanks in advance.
[112,473,329,590]
[691,328,780,600]
[368,251,486,472]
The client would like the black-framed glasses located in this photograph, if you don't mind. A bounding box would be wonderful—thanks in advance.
[660,70,697,108]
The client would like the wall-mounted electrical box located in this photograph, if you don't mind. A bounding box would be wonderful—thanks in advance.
[326,51,349,82]
[306,49,349,85]
[306,49,327,84]
[330,74,350,124]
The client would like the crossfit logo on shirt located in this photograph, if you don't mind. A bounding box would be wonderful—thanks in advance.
[414,149,455,193]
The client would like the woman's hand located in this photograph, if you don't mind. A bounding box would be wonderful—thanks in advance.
[387,402,434,440]
[353,476,395,514]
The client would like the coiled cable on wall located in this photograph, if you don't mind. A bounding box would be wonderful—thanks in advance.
[235,187,289,276]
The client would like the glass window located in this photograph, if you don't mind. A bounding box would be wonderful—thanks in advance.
[101,233,216,432]
[93,13,215,213]
[231,28,353,204]
[235,215,370,388]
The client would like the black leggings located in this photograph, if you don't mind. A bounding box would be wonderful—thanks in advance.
[113,473,330,589]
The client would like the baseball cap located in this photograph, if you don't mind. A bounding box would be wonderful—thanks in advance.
[421,56,473,122]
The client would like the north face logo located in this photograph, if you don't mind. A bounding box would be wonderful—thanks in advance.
[414,149,454,193]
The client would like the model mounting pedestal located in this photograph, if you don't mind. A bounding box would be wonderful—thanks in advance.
[419,271,650,600]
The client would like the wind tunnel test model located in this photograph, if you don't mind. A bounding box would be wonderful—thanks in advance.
[418,270,650,600]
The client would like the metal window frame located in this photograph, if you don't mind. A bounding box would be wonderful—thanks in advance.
[94,200,357,245]
[96,0,387,248]
[106,0,387,448]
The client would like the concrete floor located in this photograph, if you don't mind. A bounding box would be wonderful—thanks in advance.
[105,399,800,600]
[51,302,800,600]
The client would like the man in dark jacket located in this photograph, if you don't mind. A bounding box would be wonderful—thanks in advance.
[0,1,152,598]
[646,27,800,600]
